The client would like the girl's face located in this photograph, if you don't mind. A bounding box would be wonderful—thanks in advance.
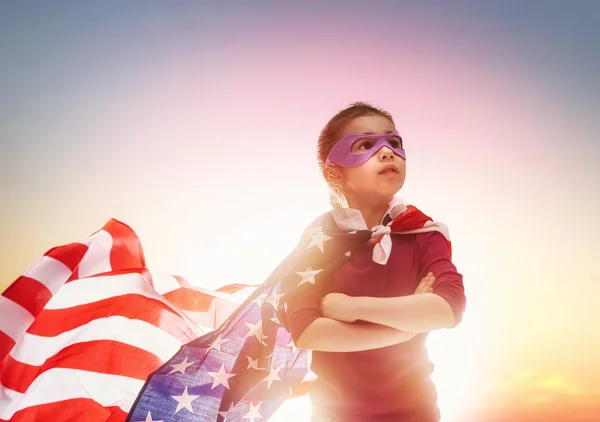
[328,114,406,206]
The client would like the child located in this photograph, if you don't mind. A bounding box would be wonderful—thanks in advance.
[285,102,466,422]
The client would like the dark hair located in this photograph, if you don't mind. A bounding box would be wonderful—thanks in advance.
[317,101,395,208]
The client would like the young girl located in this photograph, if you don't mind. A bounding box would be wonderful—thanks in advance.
[286,102,466,422]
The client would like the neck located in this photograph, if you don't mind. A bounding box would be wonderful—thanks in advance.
[345,196,391,229]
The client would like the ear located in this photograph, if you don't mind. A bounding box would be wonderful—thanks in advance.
[323,166,343,183]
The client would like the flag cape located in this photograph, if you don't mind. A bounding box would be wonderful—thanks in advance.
[0,202,450,422]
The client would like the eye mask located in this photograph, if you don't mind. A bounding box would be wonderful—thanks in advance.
[325,131,406,168]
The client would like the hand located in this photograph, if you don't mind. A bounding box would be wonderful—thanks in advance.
[321,293,358,323]
[414,272,435,294]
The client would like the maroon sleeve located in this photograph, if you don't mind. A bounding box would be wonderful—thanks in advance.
[285,284,324,344]
[417,231,467,325]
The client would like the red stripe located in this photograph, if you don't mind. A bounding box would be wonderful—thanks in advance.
[1,340,163,394]
[26,293,197,342]
[163,287,216,312]
[102,219,146,271]
[2,276,52,316]
[1,399,128,422]
[0,330,16,362]
[174,275,191,288]
[44,242,89,273]
[216,283,255,294]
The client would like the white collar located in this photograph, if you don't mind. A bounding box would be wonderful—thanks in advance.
[330,196,408,231]
[328,196,409,265]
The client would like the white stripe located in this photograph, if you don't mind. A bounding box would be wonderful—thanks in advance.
[178,315,211,335]
[0,368,143,419]
[43,272,203,337]
[149,271,181,294]
[45,273,201,335]
[45,272,174,310]
[78,230,112,278]
[10,316,182,366]
[0,296,34,343]
[22,255,72,295]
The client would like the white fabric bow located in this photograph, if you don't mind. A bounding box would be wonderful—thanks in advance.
[370,225,393,265]
[330,196,407,265]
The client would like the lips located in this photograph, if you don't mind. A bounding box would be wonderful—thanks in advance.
[379,165,398,174]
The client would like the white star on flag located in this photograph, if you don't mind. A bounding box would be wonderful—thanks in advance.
[243,402,263,422]
[167,356,195,375]
[208,364,236,390]
[247,355,266,370]
[208,334,230,352]
[264,290,283,308]
[345,251,352,258]
[297,268,322,286]
[244,321,267,345]
[263,365,283,389]
[218,403,234,420]
[135,411,163,422]
[306,228,332,252]
[171,385,200,414]
[286,339,299,355]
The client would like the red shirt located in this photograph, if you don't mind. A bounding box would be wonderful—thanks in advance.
[286,224,466,422]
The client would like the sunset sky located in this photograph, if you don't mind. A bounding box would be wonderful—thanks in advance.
[1,1,599,421]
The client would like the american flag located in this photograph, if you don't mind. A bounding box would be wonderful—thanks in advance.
[0,203,449,422]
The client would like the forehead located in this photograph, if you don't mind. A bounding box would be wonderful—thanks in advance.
[339,114,396,138]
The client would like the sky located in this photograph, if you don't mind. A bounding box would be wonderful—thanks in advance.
[1,1,599,421]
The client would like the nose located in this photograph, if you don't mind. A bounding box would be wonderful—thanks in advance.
[378,146,395,161]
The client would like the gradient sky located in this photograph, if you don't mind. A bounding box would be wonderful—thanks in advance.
[1,1,599,421]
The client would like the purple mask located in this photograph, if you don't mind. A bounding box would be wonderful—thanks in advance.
[325,130,406,168]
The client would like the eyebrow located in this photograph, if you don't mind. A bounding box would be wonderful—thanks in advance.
[359,130,396,135]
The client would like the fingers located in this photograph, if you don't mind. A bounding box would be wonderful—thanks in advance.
[414,272,435,294]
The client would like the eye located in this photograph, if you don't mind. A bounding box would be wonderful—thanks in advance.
[388,136,403,149]
[352,139,374,152]
[359,140,373,150]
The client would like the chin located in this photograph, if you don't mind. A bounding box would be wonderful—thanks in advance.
[382,184,404,198]
[373,189,401,204]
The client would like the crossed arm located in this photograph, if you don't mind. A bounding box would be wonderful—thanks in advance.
[292,273,437,352]
[288,232,466,352]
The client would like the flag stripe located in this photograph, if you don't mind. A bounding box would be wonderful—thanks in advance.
[149,272,182,294]
[216,283,258,294]
[11,316,182,366]
[22,255,73,295]
[1,399,128,422]
[2,276,52,316]
[2,341,165,394]
[174,275,191,288]
[0,296,34,343]
[26,294,196,342]
[44,272,184,311]
[76,231,113,279]
[162,287,215,312]
[0,331,16,364]
[183,305,241,331]
[43,242,89,273]
[102,220,146,271]
[0,368,144,420]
